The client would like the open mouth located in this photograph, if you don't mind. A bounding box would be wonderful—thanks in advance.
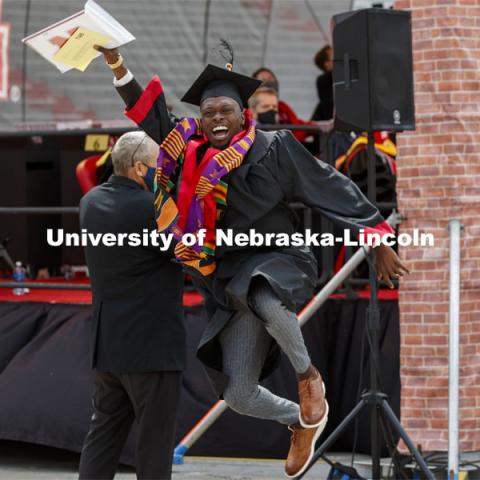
[211,125,229,142]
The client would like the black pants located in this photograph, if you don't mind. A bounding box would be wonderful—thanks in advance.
[78,370,182,480]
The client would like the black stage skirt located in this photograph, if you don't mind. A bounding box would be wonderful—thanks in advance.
[195,246,317,396]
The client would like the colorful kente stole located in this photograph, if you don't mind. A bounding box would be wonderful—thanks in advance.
[154,115,256,275]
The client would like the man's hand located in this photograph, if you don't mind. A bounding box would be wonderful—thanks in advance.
[94,45,128,80]
[374,244,410,288]
[94,45,120,64]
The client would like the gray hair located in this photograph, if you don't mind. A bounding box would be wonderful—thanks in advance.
[111,131,159,175]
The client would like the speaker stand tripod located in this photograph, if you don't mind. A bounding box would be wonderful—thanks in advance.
[297,133,434,480]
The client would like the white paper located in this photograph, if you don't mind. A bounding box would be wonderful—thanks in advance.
[22,0,135,73]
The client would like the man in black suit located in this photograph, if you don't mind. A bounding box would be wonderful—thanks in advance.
[78,131,185,480]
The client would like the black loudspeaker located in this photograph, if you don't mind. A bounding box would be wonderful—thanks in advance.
[332,9,415,132]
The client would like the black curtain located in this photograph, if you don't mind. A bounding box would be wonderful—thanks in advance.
[0,299,399,464]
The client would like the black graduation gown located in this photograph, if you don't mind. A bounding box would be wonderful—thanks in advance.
[116,75,390,394]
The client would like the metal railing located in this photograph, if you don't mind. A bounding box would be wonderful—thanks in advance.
[0,126,137,138]
[0,281,90,290]
[0,207,79,214]
[0,120,334,138]
[0,120,395,291]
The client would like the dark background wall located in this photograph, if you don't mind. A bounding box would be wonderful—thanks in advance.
[0,134,104,271]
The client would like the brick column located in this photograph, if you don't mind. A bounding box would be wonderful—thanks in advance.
[394,0,480,451]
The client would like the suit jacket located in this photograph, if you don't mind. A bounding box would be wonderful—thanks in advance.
[79,175,185,373]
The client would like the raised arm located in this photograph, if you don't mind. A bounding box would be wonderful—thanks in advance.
[273,130,386,232]
[95,46,177,144]
[273,130,409,285]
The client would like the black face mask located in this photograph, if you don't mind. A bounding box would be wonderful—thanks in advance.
[257,110,277,125]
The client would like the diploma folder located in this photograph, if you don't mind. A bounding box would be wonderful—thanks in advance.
[22,0,135,73]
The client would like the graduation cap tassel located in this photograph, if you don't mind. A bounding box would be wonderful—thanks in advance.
[218,38,234,70]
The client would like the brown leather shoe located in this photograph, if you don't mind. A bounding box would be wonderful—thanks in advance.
[298,367,329,428]
[284,423,323,478]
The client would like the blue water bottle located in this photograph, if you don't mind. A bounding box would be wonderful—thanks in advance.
[12,261,26,296]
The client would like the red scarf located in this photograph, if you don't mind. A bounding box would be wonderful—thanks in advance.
[176,126,250,258]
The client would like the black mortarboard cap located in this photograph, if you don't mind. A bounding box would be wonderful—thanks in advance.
[181,64,262,108]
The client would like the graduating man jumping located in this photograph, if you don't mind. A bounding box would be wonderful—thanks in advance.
[96,44,408,478]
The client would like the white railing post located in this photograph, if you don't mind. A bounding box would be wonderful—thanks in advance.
[448,218,462,480]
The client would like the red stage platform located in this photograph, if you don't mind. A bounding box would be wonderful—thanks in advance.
[0,277,398,305]
[0,278,204,306]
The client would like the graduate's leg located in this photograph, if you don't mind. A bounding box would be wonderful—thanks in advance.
[249,279,329,428]
[219,310,299,425]
[248,278,311,375]
[78,372,134,480]
[247,279,330,478]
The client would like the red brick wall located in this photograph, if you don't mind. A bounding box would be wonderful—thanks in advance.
[394,0,480,451]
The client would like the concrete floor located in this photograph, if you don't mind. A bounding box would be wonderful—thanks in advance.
[0,441,331,479]
[1,441,479,479]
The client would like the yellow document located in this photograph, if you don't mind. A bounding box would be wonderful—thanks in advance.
[53,27,111,72]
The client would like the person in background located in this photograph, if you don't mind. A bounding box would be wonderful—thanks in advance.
[248,87,279,124]
[312,45,334,121]
[252,67,314,142]
[78,132,185,480]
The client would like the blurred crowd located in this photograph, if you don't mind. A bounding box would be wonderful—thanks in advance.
[248,44,396,210]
